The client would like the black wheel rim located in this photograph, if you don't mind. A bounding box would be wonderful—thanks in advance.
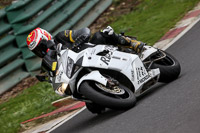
[156,55,175,66]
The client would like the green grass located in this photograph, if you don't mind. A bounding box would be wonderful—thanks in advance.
[0,82,61,133]
[111,0,200,46]
[0,0,200,132]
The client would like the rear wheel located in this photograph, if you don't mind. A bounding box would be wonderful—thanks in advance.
[151,50,181,83]
[79,80,136,110]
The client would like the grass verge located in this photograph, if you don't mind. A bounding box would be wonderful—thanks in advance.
[0,82,61,133]
[111,0,200,46]
[0,0,200,132]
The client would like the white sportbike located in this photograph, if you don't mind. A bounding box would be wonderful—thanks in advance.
[51,43,181,114]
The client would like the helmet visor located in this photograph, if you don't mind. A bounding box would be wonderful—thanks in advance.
[32,40,48,58]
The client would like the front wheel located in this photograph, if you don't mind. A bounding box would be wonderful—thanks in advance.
[79,81,136,110]
[151,50,181,83]
[85,102,105,114]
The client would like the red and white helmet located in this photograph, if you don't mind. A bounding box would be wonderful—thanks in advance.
[27,27,52,57]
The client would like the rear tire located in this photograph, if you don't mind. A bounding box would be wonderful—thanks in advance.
[79,81,136,110]
[151,51,181,83]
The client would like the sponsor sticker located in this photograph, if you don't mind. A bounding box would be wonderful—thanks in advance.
[52,62,57,71]
[29,41,37,50]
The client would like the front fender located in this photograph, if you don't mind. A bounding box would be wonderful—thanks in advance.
[77,70,108,92]
[141,46,158,61]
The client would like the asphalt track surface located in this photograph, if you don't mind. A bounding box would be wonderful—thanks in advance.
[51,21,200,133]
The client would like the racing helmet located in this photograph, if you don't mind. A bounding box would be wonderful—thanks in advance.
[27,27,52,58]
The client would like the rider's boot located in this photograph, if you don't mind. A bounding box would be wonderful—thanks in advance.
[129,39,145,54]
[102,26,145,54]
[119,36,145,54]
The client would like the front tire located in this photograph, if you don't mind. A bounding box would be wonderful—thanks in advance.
[151,51,181,83]
[85,102,105,114]
[79,81,136,110]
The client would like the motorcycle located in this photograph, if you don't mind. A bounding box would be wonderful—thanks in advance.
[49,42,181,114]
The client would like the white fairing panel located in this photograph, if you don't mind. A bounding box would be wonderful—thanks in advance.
[53,44,160,95]
[80,45,152,91]
[140,45,158,61]
[55,63,69,83]
[77,71,108,92]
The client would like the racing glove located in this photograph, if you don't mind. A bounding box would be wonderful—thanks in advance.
[102,26,114,35]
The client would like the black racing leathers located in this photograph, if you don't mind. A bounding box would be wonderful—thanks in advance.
[54,27,133,50]
[54,27,91,49]
[90,30,130,46]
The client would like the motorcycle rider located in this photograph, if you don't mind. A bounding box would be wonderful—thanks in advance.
[26,26,145,96]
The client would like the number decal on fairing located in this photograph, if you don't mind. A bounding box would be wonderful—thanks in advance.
[138,75,150,84]
[136,67,150,84]
[100,51,113,65]
[136,67,145,79]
